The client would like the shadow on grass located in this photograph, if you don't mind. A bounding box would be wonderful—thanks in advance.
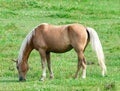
[0,79,19,83]
[0,78,28,83]
[0,78,34,83]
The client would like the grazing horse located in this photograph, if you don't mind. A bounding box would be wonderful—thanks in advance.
[15,23,107,81]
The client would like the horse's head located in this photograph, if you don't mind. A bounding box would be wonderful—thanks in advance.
[13,59,29,81]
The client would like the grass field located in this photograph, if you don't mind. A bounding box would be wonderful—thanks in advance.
[0,0,120,91]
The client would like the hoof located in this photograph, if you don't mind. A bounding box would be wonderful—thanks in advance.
[82,76,86,79]
[50,75,54,80]
[74,74,78,79]
[40,76,46,81]
[73,76,78,79]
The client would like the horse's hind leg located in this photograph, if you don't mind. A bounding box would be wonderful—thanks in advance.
[74,52,82,79]
[46,52,54,79]
[81,52,87,78]
[75,51,86,79]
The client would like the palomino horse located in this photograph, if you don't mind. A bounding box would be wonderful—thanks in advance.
[15,23,107,81]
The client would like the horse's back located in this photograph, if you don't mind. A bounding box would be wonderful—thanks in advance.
[33,23,70,52]
[33,23,87,52]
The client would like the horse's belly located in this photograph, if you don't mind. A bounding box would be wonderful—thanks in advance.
[47,44,73,53]
[45,35,72,53]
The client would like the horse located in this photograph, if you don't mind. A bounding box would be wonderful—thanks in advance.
[14,23,107,81]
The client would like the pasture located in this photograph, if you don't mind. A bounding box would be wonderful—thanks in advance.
[0,0,120,91]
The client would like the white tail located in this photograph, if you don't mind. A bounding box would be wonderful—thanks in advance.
[87,27,107,76]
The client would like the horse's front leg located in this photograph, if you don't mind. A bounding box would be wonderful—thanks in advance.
[46,52,54,79]
[39,49,46,81]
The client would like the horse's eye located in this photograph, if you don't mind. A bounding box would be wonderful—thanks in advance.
[17,66,19,70]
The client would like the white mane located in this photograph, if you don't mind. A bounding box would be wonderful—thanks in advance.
[17,29,34,64]
[17,23,48,64]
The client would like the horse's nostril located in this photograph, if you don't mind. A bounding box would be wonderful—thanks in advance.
[19,76,26,81]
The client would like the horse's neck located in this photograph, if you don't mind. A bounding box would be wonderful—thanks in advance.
[18,38,33,64]
[22,43,33,61]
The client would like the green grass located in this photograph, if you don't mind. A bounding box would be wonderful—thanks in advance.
[0,0,120,91]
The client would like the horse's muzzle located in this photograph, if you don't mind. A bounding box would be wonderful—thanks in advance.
[19,76,26,81]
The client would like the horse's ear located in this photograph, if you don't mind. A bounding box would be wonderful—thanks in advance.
[12,59,18,63]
